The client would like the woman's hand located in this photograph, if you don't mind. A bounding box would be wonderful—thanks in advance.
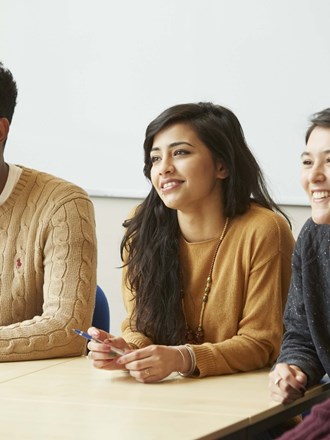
[269,363,307,403]
[87,327,131,370]
[116,344,190,383]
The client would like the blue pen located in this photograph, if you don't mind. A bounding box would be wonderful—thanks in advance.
[73,329,125,356]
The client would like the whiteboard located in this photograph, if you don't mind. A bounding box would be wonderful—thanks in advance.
[1,0,330,205]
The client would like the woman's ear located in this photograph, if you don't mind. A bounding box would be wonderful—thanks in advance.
[0,118,10,145]
[216,160,229,179]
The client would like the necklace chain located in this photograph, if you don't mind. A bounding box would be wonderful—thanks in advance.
[181,217,229,345]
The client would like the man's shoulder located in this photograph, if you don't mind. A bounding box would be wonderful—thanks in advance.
[20,166,90,199]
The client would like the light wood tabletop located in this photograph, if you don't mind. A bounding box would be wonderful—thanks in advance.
[0,357,74,383]
[0,356,329,439]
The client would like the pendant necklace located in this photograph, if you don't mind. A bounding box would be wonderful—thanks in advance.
[181,217,229,345]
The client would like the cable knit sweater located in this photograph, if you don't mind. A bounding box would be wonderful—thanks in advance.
[276,219,330,386]
[121,203,295,377]
[0,166,97,361]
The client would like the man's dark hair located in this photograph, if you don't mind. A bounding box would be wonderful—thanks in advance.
[0,62,18,123]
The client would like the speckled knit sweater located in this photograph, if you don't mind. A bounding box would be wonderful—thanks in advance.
[0,166,97,361]
[276,218,330,386]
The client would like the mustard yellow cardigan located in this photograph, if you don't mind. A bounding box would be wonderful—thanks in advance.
[121,204,295,377]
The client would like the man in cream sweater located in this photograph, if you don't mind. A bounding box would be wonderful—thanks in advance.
[0,62,97,361]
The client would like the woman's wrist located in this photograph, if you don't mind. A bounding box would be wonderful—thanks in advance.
[173,345,196,376]
[173,345,190,373]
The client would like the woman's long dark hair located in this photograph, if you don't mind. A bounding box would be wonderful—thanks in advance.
[120,102,291,345]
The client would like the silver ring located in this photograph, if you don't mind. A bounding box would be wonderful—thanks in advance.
[274,377,282,387]
[144,368,151,376]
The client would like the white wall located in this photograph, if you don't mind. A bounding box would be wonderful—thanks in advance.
[0,1,317,334]
[93,196,311,335]
[2,0,330,204]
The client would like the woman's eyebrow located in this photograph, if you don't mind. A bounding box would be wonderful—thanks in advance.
[151,141,195,152]
[301,149,330,158]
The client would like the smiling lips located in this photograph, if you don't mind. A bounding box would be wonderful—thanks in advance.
[161,179,184,192]
[312,191,330,201]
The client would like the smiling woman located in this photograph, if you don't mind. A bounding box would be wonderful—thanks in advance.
[267,109,330,439]
[300,125,330,224]
[270,109,330,402]
[149,124,228,228]
[87,102,295,384]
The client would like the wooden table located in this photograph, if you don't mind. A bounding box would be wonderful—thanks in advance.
[1,357,329,439]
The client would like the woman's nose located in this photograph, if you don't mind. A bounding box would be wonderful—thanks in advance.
[309,164,326,183]
[159,157,174,175]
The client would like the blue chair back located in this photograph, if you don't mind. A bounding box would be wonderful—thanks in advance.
[92,285,110,332]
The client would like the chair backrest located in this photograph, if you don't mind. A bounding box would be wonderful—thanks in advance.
[92,285,110,332]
